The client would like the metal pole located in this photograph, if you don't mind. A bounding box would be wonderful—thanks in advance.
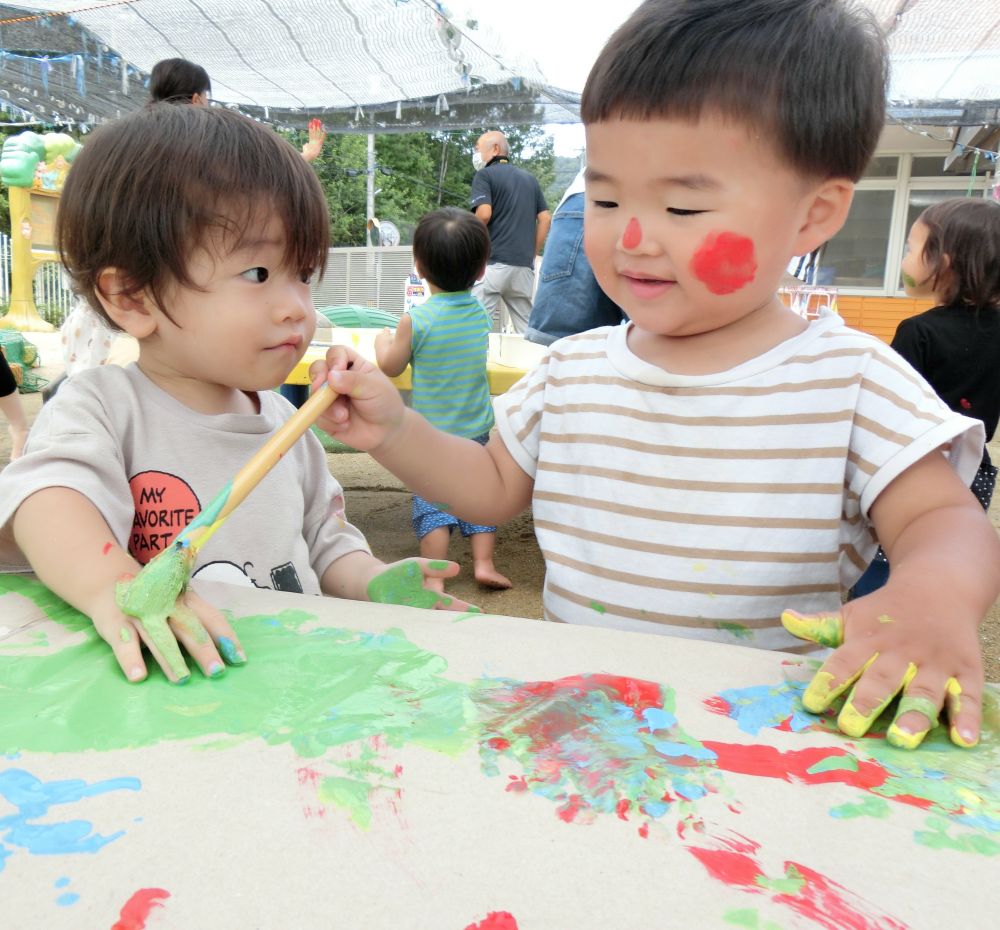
[366,132,375,247]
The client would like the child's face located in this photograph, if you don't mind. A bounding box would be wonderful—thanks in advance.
[149,214,316,393]
[583,115,823,340]
[900,220,936,299]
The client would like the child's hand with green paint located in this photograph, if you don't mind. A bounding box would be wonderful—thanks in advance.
[366,559,481,613]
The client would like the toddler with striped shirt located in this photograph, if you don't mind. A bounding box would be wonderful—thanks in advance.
[315,0,1000,752]
[375,208,511,592]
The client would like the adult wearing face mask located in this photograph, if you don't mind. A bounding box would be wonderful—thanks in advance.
[470,130,551,333]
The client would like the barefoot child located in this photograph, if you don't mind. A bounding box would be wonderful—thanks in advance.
[375,208,511,591]
[0,104,464,685]
[314,0,1000,750]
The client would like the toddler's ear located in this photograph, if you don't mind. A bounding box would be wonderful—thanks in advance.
[793,178,855,256]
[95,268,157,338]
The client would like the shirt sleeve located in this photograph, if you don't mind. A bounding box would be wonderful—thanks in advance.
[492,351,553,479]
[845,342,984,518]
[0,372,134,570]
[470,171,491,210]
[535,178,549,214]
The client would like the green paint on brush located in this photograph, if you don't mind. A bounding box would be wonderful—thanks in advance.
[115,545,195,681]
[830,796,891,820]
[367,561,453,610]
[806,753,859,775]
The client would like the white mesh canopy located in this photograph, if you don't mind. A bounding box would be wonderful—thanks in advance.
[0,0,997,130]
[0,0,580,130]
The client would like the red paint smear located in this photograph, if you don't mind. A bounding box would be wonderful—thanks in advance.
[557,793,586,823]
[704,741,890,791]
[487,737,511,751]
[703,695,732,717]
[110,888,170,930]
[102,541,113,555]
[690,231,757,294]
[511,674,663,715]
[296,766,322,787]
[464,912,520,930]
[622,216,642,250]
[616,797,631,820]
[687,837,909,930]
[638,822,650,839]
[505,775,528,793]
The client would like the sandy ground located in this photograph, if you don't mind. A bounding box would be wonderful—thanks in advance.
[4,334,1000,680]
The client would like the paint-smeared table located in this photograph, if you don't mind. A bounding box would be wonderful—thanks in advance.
[1,574,997,929]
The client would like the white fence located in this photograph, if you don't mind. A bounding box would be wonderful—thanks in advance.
[0,237,415,325]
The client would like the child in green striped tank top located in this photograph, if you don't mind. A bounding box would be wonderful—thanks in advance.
[375,208,511,592]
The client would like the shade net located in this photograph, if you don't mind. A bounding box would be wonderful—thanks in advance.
[0,0,580,131]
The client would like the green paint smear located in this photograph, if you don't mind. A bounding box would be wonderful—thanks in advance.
[367,561,452,610]
[901,271,917,288]
[716,621,753,641]
[0,580,472,762]
[724,908,785,930]
[806,753,859,775]
[916,815,1000,857]
[755,864,805,895]
[830,796,891,820]
[589,601,606,614]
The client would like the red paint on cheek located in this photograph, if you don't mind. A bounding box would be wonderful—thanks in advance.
[622,217,642,250]
[102,542,113,555]
[690,231,757,294]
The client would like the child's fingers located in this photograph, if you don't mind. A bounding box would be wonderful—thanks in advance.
[800,646,878,713]
[105,620,148,683]
[167,599,226,679]
[944,675,982,749]
[837,658,915,738]
[367,559,458,610]
[886,673,944,750]
[184,589,247,666]
[130,618,191,685]
[419,558,461,580]
[780,608,844,648]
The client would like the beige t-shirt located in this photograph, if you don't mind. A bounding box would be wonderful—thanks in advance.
[0,363,369,594]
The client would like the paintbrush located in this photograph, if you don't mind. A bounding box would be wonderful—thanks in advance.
[115,384,337,678]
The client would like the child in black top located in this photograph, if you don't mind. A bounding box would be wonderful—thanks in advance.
[852,197,1000,596]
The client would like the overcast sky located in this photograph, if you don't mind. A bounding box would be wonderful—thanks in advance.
[471,0,644,154]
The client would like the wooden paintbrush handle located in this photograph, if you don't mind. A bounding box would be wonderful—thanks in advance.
[176,384,337,553]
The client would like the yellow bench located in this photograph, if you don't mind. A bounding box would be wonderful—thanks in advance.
[284,330,545,396]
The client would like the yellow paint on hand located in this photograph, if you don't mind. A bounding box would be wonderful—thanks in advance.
[877,614,894,624]
[838,662,916,738]
[945,677,979,747]
[118,627,132,644]
[781,609,844,648]
[802,652,879,713]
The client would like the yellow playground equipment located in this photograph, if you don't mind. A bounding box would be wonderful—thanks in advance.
[0,130,82,332]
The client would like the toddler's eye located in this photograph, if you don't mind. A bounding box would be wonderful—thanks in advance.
[300,268,315,285]
[667,208,706,216]
[593,199,618,209]
[241,267,269,283]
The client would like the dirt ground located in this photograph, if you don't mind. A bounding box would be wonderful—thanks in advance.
[4,351,1000,681]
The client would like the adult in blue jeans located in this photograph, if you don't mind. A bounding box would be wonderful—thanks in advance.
[525,170,627,346]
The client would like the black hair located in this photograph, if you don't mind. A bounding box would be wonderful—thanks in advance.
[149,58,211,103]
[581,0,888,181]
[57,104,329,329]
[918,198,1000,311]
[412,208,491,293]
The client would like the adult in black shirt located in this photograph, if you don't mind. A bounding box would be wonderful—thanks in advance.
[470,131,551,332]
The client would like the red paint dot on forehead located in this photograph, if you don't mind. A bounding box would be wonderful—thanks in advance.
[690,232,757,295]
[622,217,642,250]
